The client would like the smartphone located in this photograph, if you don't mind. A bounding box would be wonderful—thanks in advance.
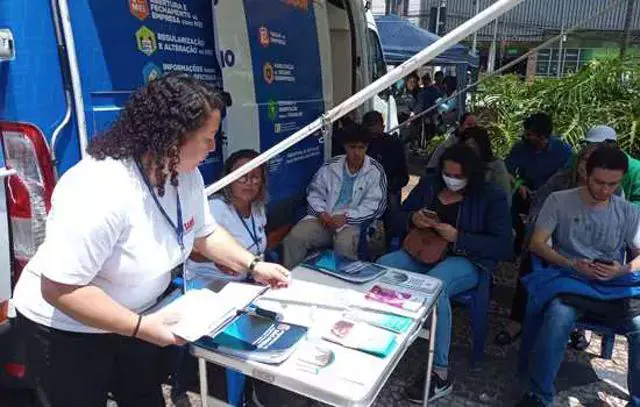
[593,258,614,265]
[421,209,439,220]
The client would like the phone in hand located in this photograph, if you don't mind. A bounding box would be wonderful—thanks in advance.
[421,209,439,221]
[593,258,614,266]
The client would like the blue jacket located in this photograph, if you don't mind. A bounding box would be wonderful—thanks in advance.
[393,174,513,272]
[523,258,640,316]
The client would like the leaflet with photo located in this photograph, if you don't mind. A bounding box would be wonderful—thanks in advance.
[322,319,397,358]
[365,285,425,312]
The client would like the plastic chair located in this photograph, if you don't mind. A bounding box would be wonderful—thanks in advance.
[387,238,492,363]
[518,255,617,376]
[451,266,492,363]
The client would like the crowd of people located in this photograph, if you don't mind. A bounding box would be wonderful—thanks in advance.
[10,73,640,407]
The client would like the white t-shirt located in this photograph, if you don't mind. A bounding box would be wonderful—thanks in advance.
[12,157,217,333]
[186,197,266,282]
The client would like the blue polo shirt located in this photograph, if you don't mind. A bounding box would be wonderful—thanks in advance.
[505,136,572,190]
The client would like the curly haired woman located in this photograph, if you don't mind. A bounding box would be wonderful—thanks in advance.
[12,74,290,407]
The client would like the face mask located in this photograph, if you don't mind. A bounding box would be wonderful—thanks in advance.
[442,174,468,192]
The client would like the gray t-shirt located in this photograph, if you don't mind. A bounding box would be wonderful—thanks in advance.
[536,187,640,263]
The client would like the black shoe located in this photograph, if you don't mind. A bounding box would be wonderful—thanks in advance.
[516,393,547,407]
[569,329,590,351]
[494,329,523,346]
[404,371,453,404]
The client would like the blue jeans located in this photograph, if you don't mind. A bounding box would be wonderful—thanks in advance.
[377,250,479,368]
[529,298,640,406]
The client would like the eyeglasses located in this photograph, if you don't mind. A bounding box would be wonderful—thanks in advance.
[237,174,263,185]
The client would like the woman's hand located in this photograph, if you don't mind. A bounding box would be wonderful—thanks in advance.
[136,312,185,347]
[251,262,291,288]
[432,223,459,243]
[411,211,437,229]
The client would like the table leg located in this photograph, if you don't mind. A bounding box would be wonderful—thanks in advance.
[199,357,209,407]
[423,305,437,407]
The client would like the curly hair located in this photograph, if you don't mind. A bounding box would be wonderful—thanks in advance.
[87,73,225,196]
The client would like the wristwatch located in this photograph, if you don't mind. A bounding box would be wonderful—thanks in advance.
[248,257,261,273]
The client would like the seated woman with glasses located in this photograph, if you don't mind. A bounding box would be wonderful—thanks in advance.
[186,149,268,283]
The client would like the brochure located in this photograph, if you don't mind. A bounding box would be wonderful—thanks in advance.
[304,250,386,283]
[198,313,308,364]
[322,319,397,358]
[145,281,268,342]
[365,285,425,312]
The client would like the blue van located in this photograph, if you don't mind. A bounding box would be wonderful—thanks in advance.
[0,0,394,385]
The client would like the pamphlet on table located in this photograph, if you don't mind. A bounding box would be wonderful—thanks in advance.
[197,313,308,364]
[322,319,397,358]
[304,250,386,283]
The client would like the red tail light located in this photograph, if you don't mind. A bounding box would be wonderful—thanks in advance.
[0,122,56,283]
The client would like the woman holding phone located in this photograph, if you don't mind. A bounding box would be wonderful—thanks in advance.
[378,144,512,404]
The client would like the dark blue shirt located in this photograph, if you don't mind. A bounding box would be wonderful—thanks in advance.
[505,136,572,190]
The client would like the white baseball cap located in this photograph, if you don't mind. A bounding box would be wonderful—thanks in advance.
[585,125,617,144]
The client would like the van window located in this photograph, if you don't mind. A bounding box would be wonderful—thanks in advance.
[367,28,387,82]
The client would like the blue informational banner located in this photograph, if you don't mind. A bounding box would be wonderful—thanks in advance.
[72,0,224,184]
[243,0,325,212]
[86,0,222,90]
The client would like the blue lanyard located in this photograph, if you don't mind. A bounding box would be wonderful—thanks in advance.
[136,161,184,252]
[235,208,261,253]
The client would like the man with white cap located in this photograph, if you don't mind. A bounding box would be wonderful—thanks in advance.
[585,125,640,206]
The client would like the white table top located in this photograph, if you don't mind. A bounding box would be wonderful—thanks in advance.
[191,263,443,407]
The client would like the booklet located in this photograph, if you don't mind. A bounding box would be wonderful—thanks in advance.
[365,285,425,312]
[146,281,268,342]
[197,313,308,364]
[304,250,386,283]
[322,319,397,358]
[347,310,413,334]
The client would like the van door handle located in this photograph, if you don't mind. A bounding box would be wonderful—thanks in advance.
[0,29,15,61]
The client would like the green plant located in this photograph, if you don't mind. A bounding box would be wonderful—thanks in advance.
[471,57,640,158]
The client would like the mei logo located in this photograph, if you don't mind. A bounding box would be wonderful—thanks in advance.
[129,0,149,21]
[184,217,195,233]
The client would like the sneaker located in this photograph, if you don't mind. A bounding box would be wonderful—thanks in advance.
[404,371,453,404]
[516,393,547,407]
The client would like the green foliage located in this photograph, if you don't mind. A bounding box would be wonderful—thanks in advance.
[471,57,640,158]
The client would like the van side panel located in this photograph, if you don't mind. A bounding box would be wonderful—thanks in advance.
[0,1,78,175]
[66,0,224,184]
[214,0,260,156]
[238,0,327,228]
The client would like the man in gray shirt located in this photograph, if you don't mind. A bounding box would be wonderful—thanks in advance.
[518,145,640,407]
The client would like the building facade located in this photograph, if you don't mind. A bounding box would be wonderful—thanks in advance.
[371,0,640,76]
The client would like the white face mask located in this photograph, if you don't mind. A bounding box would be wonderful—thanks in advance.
[442,174,468,192]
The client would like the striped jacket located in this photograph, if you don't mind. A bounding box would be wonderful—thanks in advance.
[306,155,387,225]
